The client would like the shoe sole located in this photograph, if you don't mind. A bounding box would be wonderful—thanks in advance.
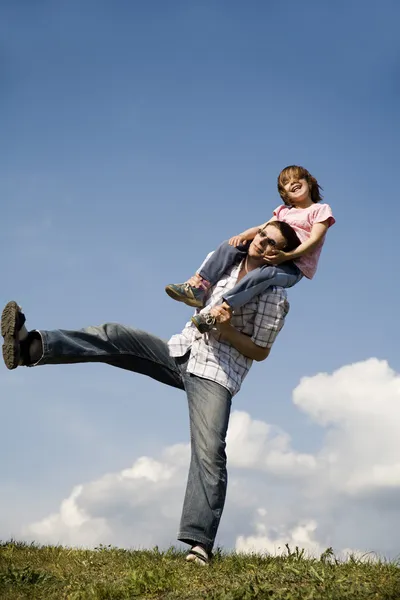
[165,286,204,308]
[1,301,20,370]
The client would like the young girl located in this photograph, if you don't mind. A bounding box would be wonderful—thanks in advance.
[165,165,335,333]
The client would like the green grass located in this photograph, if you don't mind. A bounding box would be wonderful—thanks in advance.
[1,541,400,599]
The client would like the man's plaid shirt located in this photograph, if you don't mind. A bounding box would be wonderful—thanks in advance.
[168,253,289,396]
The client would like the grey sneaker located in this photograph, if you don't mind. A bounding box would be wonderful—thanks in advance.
[165,283,206,308]
[191,312,216,334]
[1,301,28,370]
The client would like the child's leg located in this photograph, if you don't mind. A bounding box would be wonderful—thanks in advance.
[198,240,249,285]
[223,262,302,310]
[165,241,249,308]
[191,262,303,334]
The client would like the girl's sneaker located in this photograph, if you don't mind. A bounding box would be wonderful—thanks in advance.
[191,312,216,334]
[165,283,206,308]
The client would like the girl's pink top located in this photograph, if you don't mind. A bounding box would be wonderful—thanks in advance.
[273,203,335,279]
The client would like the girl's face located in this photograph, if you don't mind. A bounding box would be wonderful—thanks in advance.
[283,177,311,206]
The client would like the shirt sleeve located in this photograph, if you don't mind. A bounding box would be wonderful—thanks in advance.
[273,204,287,219]
[251,289,290,348]
[312,203,335,227]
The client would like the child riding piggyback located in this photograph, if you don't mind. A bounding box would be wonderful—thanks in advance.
[166,165,335,333]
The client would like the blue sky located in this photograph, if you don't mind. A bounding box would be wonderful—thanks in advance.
[1,0,400,555]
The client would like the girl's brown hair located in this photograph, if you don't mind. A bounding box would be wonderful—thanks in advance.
[277,165,323,206]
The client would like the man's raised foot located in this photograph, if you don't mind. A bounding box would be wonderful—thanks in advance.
[1,301,28,369]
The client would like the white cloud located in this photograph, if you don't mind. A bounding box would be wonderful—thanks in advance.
[19,359,400,558]
[294,358,400,496]
[236,518,324,557]
[22,417,309,549]
[227,411,316,475]
[235,515,367,562]
[24,444,190,549]
[27,485,111,547]
[293,358,400,426]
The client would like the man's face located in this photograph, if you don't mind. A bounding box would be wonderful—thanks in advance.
[283,177,310,205]
[248,225,286,261]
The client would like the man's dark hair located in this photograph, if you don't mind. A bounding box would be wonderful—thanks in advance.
[268,220,301,253]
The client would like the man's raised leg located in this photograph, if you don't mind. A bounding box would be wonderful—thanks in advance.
[1,301,184,390]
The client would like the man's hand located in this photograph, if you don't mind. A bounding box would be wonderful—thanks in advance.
[209,304,271,361]
[210,304,233,342]
[210,303,233,328]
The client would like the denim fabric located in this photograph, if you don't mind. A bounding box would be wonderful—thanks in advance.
[199,240,250,284]
[36,323,232,551]
[223,261,302,309]
[199,240,303,309]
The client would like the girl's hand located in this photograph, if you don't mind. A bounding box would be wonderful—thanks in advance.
[229,234,248,247]
[264,250,289,265]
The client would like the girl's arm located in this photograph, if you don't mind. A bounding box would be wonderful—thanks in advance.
[268,219,331,264]
[229,218,274,246]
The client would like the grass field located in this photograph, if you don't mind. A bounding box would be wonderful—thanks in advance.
[1,541,400,599]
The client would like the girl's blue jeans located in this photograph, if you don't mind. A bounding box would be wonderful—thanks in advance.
[198,240,303,309]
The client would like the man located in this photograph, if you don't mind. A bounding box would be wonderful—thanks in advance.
[1,221,300,565]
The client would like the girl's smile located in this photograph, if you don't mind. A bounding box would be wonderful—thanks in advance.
[283,178,312,206]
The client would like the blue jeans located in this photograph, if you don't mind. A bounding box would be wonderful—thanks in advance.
[35,323,232,552]
[199,240,303,309]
